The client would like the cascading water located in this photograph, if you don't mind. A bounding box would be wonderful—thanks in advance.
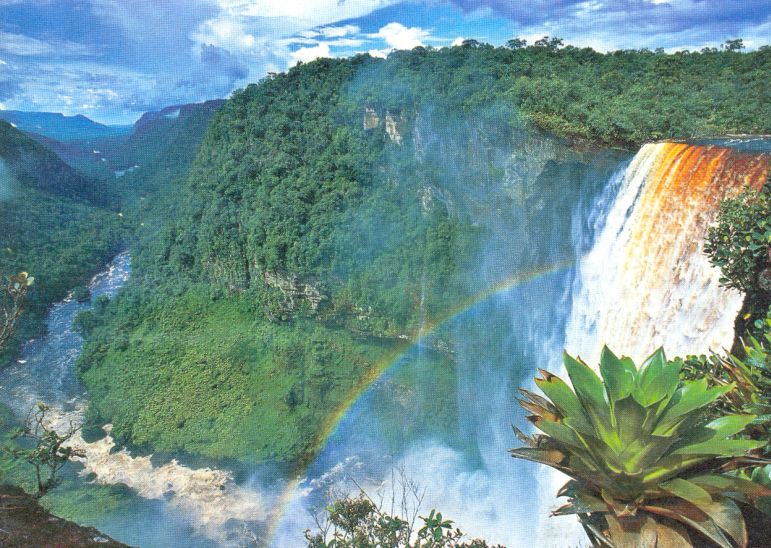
[536,141,769,547]
[566,142,769,365]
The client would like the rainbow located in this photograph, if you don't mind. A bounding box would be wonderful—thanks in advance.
[266,257,576,543]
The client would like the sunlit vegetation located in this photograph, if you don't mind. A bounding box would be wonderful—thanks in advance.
[78,286,397,462]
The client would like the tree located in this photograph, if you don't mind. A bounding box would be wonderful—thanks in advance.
[533,36,564,51]
[304,466,501,547]
[5,403,84,496]
[0,271,33,351]
[505,38,527,49]
[460,39,482,49]
[724,39,745,52]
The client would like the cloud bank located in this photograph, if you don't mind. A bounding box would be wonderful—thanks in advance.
[0,0,767,123]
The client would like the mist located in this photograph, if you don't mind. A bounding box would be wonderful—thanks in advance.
[269,64,628,546]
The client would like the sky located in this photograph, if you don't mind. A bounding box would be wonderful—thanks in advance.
[0,0,769,124]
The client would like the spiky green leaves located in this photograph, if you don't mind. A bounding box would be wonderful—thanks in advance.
[512,346,771,547]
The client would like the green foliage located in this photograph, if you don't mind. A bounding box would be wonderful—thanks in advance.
[681,308,771,454]
[705,181,770,307]
[512,347,771,547]
[76,285,449,463]
[306,495,500,548]
[0,122,126,361]
[0,271,33,351]
[4,403,84,496]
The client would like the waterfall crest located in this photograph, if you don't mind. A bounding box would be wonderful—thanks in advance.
[566,142,768,366]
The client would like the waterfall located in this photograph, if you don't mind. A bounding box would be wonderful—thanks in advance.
[535,142,768,547]
[566,142,768,365]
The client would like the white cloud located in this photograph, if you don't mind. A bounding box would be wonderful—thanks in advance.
[290,42,331,64]
[238,0,396,22]
[326,38,364,47]
[367,49,389,58]
[451,37,465,47]
[372,22,431,50]
[318,25,360,38]
[194,16,257,51]
[0,31,52,56]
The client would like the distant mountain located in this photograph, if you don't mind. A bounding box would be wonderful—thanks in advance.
[0,120,113,207]
[133,100,224,131]
[108,99,225,170]
[0,110,131,142]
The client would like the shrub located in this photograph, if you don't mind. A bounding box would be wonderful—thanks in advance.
[704,181,770,320]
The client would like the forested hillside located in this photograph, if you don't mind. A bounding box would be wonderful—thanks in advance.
[0,121,126,359]
[76,43,770,466]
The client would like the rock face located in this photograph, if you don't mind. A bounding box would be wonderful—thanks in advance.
[363,106,402,144]
[263,271,326,311]
[0,484,129,547]
[384,112,402,145]
[363,107,380,130]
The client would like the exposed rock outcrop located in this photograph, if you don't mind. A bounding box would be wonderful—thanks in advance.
[0,484,129,547]
[385,112,402,145]
[263,271,326,311]
[363,107,380,130]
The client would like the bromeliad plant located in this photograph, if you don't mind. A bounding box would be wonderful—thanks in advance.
[511,346,771,548]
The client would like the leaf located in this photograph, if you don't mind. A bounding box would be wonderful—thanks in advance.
[690,474,771,503]
[535,370,594,436]
[653,520,691,547]
[633,349,680,408]
[509,447,569,469]
[670,437,764,457]
[694,498,747,548]
[653,380,732,435]
[643,499,733,548]
[600,346,636,403]
[660,478,712,506]
[552,491,608,515]
[529,416,588,452]
[605,513,657,548]
[564,352,607,412]
[564,352,618,449]
[704,414,757,438]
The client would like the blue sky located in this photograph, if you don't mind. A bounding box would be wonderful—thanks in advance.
[0,0,769,124]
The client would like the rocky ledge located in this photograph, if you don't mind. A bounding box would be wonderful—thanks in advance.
[0,484,129,547]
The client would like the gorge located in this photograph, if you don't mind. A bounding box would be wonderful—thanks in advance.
[1,43,770,548]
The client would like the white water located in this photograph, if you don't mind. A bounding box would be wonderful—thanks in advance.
[565,143,748,365]
[0,253,271,546]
